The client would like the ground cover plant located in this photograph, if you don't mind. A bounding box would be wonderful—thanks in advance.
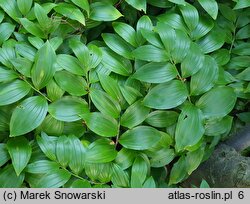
[0,0,250,188]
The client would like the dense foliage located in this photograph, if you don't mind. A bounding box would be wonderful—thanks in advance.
[0,0,250,188]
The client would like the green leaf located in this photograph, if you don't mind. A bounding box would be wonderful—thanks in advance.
[186,146,205,175]
[85,163,112,183]
[56,54,85,76]
[190,55,218,95]
[80,112,119,137]
[119,84,142,105]
[179,3,199,31]
[90,2,123,21]
[54,70,88,96]
[7,137,32,175]
[211,49,230,66]
[125,0,147,12]
[236,25,250,40]
[169,156,187,185]
[198,0,218,20]
[175,104,205,152]
[10,96,48,137]
[26,160,60,174]
[36,132,57,161]
[205,116,233,136]
[141,29,164,48]
[46,80,65,102]
[181,42,205,77]
[0,80,31,106]
[68,135,86,174]
[15,43,36,61]
[0,23,15,45]
[85,139,117,163]
[113,22,138,47]
[131,155,148,187]
[234,0,250,9]
[102,33,134,59]
[39,114,64,136]
[70,179,91,188]
[145,110,178,128]
[115,148,136,170]
[17,0,32,15]
[168,0,186,5]
[0,165,24,187]
[54,3,85,25]
[32,41,56,89]
[237,67,250,81]
[157,13,187,32]
[121,100,150,129]
[33,169,71,188]
[133,62,178,83]
[200,179,210,188]
[71,0,90,15]
[150,148,175,168]
[196,86,237,119]
[143,80,188,109]
[56,136,71,167]
[0,0,22,21]
[101,48,132,76]
[136,15,153,44]
[111,163,129,187]
[0,144,10,167]
[90,88,121,118]
[133,45,169,62]
[143,176,156,188]
[119,126,162,150]
[34,3,51,31]
[48,96,89,122]
[19,18,46,39]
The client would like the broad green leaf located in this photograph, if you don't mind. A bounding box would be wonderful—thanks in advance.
[12,58,32,77]
[0,80,30,106]
[115,148,136,170]
[236,25,250,40]
[71,0,90,15]
[179,3,199,31]
[49,96,89,122]
[0,0,22,21]
[143,176,156,188]
[102,33,134,59]
[54,3,85,25]
[200,179,210,188]
[85,139,117,163]
[26,160,60,174]
[196,86,237,119]
[15,43,36,61]
[33,169,71,188]
[141,29,164,48]
[46,79,65,102]
[198,0,218,20]
[133,45,169,62]
[68,135,86,174]
[70,179,91,188]
[63,121,86,138]
[136,15,153,44]
[87,44,103,69]
[54,70,88,96]
[90,88,121,118]
[197,27,225,54]
[131,155,148,187]
[211,49,230,66]
[121,100,150,129]
[113,22,138,47]
[119,85,142,105]
[145,110,178,128]
[147,0,172,7]
[0,144,10,167]
[191,15,214,40]
[49,37,63,51]
[0,165,24,187]
[0,23,15,45]
[175,104,205,152]
[143,80,188,109]
[190,55,218,95]
[85,163,112,183]
[186,146,205,175]
[133,62,178,83]
[157,13,187,32]
[150,148,175,168]
[56,54,85,76]
[227,56,250,70]
[169,156,187,185]
[111,163,129,187]
[168,0,186,5]
[0,45,16,68]
[34,3,51,31]
[80,112,119,137]
[119,126,162,150]
[234,0,250,9]
[19,18,46,39]
[125,0,147,12]
[181,42,205,77]
[56,136,71,167]
[28,36,44,49]
[237,67,250,81]
[10,96,48,137]
[101,48,132,76]
[17,0,32,15]
[36,132,57,161]
[205,116,233,136]
[7,137,32,175]
[32,41,56,89]
[90,2,123,21]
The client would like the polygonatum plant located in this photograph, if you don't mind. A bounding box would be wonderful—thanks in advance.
[0,0,250,188]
